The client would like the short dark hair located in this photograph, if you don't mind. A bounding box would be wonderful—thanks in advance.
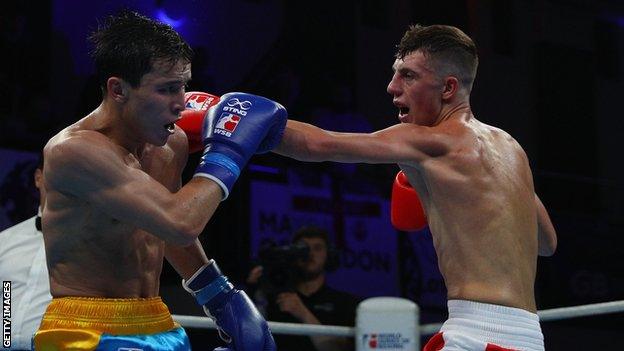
[292,226,331,248]
[396,24,478,91]
[89,10,193,92]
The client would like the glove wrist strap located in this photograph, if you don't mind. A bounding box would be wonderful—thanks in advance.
[182,260,234,306]
[194,153,241,200]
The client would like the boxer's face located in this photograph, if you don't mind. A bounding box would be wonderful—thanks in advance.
[387,50,444,126]
[297,237,328,277]
[125,59,191,146]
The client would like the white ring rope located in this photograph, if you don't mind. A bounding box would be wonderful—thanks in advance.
[173,299,624,337]
[537,300,624,322]
[172,315,354,337]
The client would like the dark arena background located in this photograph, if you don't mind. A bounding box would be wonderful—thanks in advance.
[1,0,623,349]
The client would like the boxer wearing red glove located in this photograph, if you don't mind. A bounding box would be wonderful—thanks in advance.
[391,170,427,231]
[274,24,556,351]
[177,92,221,153]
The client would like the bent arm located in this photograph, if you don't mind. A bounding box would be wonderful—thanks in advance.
[164,158,211,280]
[274,120,449,164]
[536,194,557,256]
[165,240,210,279]
[45,130,222,246]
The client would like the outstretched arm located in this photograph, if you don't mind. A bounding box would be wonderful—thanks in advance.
[535,194,557,256]
[274,120,450,164]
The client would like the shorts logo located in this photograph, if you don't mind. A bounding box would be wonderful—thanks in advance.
[215,113,241,137]
[185,93,217,111]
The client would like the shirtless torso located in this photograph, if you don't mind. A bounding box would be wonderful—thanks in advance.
[275,24,555,351]
[277,109,548,312]
[400,113,538,311]
[43,115,188,298]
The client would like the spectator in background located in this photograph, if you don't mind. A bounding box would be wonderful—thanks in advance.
[0,155,52,350]
[247,227,360,351]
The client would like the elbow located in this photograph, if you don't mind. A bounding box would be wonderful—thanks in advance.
[539,233,557,257]
[548,234,558,256]
[539,245,556,257]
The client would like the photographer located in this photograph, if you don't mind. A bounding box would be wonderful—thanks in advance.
[247,227,360,351]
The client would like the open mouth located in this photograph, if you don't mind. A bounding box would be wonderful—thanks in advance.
[164,122,175,134]
[398,107,409,120]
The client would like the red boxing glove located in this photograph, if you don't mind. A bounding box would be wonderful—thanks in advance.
[176,92,221,153]
[391,171,427,231]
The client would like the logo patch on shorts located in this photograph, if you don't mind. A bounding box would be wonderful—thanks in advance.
[215,113,241,137]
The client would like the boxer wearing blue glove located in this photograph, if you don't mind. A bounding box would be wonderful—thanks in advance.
[35,10,284,351]
[194,92,287,199]
[183,92,283,350]
[183,260,276,351]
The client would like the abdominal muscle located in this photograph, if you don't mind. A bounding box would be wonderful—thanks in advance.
[44,197,166,298]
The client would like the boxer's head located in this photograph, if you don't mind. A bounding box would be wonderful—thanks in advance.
[396,24,478,94]
[89,10,193,93]
[387,25,478,126]
[292,227,331,280]
[88,10,193,146]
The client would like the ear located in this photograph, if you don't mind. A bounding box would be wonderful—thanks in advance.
[106,77,129,103]
[441,76,459,100]
[34,168,43,190]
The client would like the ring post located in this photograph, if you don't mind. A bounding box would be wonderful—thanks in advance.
[356,297,419,350]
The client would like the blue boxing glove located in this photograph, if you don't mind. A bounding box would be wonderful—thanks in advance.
[194,92,287,199]
[183,260,276,351]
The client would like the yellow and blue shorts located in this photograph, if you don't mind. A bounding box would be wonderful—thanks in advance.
[33,296,191,351]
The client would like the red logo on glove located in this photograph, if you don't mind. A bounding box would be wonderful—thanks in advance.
[185,93,218,111]
[215,113,241,137]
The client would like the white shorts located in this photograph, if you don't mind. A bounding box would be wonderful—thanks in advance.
[424,300,544,351]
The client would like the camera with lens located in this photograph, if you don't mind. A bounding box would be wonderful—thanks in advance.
[257,241,310,295]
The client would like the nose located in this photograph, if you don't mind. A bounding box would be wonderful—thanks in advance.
[387,73,401,96]
[173,91,186,115]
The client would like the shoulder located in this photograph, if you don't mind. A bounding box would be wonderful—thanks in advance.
[378,123,455,157]
[44,129,126,191]
[480,122,528,158]
[45,129,117,168]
